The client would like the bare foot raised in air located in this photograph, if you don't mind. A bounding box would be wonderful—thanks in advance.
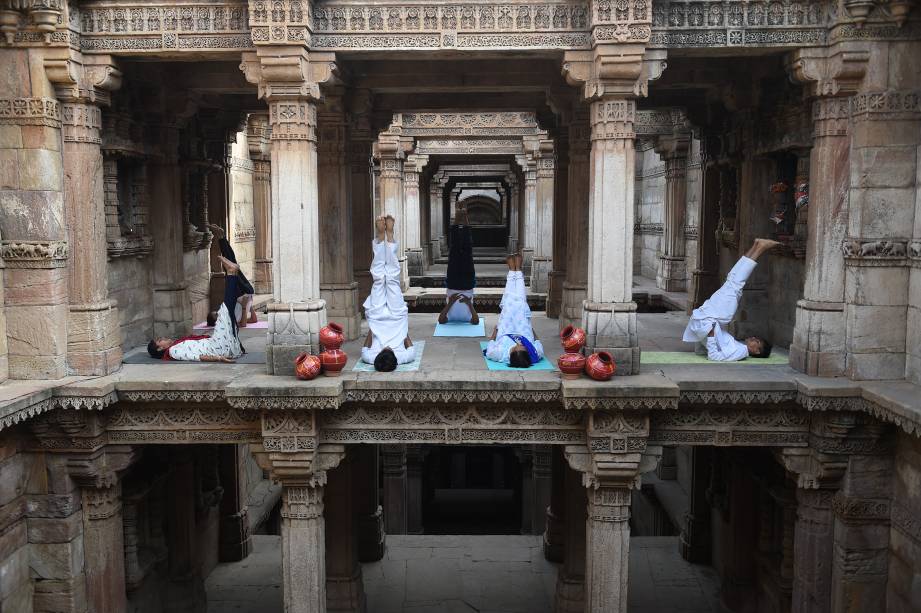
[219,256,239,275]
[384,215,396,243]
[375,215,387,242]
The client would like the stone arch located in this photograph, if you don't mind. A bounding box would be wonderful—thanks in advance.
[459,195,503,225]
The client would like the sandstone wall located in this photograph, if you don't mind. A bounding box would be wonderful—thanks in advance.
[108,257,153,350]
[887,431,921,612]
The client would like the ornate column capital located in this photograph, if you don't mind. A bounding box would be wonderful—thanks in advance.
[251,441,347,488]
[785,44,870,99]
[590,98,636,140]
[246,112,271,160]
[562,45,665,101]
[240,49,337,103]
[43,54,122,144]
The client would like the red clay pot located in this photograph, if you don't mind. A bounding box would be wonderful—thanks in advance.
[294,353,322,381]
[319,322,345,351]
[320,349,347,376]
[558,352,586,380]
[560,325,586,354]
[584,351,616,381]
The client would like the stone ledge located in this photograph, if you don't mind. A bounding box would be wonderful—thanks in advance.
[562,374,679,411]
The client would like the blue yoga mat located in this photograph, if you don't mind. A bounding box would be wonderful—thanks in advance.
[352,341,425,372]
[434,320,486,337]
[479,342,555,371]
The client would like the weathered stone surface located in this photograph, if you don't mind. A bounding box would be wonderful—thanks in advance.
[29,535,84,580]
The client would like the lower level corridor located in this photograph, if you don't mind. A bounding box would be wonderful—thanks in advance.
[206,535,721,613]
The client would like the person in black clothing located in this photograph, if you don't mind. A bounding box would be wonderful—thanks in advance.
[206,224,257,328]
[439,203,479,325]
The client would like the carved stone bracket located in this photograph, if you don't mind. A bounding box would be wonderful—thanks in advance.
[786,44,870,98]
[250,442,347,487]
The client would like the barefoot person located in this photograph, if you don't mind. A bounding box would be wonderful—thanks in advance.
[205,224,257,328]
[484,253,544,368]
[147,256,244,362]
[439,203,479,325]
[361,215,415,372]
[682,238,779,361]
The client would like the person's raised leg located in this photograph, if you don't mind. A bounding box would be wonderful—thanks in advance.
[219,256,241,337]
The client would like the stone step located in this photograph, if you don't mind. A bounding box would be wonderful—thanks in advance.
[410,275,526,289]
[404,287,546,313]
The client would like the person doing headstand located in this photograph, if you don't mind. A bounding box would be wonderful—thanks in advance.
[205,223,257,328]
[361,215,415,372]
[438,203,479,325]
[147,256,244,362]
[484,253,544,368]
[682,238,779,361]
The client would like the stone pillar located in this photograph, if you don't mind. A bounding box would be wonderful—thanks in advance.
[585,484,632,613]
[548,129,569,317]
[655,132,691,292]
[583,98,639,373]
[554,461,586,613]
[519,448,534,533]
[507,178,520,253]
[57,70,123,375]
[520,157,537,278]
[218,444,252,562]
[531,143,555,293]
[791,486,837,613]
[403,154,426,278]
[282,483,328,613]
[531,446,552,537]
[406,445,426,534]
[265,94,326,373]
[428,179,444,264]
[561,107,591,330]
[247,113,273,295]
[0,86,69,379]
[165,451,206,611]
[325,453,366,613]
[149,125,191,338]
[381,445,407,535]
[352,445,384,562]
[80,483,129,613]
[543,446,566,562]
[690,150,722,311]
[375,132,408,290]
[347,90,374,308]
[679,447,712,563]
[318,95,360,340]
[788,95,851,376]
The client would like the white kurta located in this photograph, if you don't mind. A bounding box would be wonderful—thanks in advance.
[167,304,242,361]
[485,270,545,364]
[361,239,412,364]
[444,289,475,323]
[682,256,756,362]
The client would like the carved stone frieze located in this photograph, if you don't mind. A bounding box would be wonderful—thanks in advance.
[281,485,324,519]
[395,112,543,137]
[563,396,677,411]
[343,389,562,404]
[0,391,117,433]
[83,484,122,520]
[650,405,810,447]
[842,238,909,265]
[0,97,61,126]
[415,138,525,155]
[832,494,890,523]
[117,390,225,404]
[0,240,68,269]
[680,390,798,405]
[633,222,664,235]
[262,411,317,452]
[850,89,921,120]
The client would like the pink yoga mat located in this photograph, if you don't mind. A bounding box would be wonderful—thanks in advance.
[194,320,268,330]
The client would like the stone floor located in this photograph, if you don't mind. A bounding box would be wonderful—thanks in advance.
[205,535,722,613]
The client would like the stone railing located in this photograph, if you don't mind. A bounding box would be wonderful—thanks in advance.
[29,0,915,56]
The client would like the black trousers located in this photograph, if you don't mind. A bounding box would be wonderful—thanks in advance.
[218,237,255,296]
[223,274,240,337]
[445,224,475,290]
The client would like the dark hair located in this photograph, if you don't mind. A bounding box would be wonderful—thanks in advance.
[508,347,532,368]
[750,337,773,358]
[147,340,166,359]
[374,348,398,372]
[207,311,218,327]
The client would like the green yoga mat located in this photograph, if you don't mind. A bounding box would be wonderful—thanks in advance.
[479,342,555,371]
[642,351,789,365]
[352,341,425,372]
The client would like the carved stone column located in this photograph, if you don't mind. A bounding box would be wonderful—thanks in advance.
[318,94,360,340]
[519,156,537,278]
[583,98,640,373]
[241,51,335,374]
[531,446,552,537]
[281,483,328,613]
[351,444,384,562]
[247,113,273,295]
[507,177,520,254]
[347,90,374,308]
[690,146,721,311]
[374,130,409,289]
[548,128,569,317]
[655,132,691,292]
[54,58,123,375]
[218,444,252,562]
[543,446,566,562]
[81,483,129,612]
[428,178,444,264]
[406,445,426,534]
[561,106,591,329]
[531,142,555,293]
[679,447,712,563]
[325,452,366,613]
[403,154,426,278]
[381,445,408,534]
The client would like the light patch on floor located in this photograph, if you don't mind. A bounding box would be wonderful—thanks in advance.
[206,535,722,613]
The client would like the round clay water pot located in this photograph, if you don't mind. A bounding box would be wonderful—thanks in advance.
[319,322,345,351]
[294,353,322,381]
[320,349,347,376]
[560,325,586,353]
[585,351,616,381]
[558,352,586,379]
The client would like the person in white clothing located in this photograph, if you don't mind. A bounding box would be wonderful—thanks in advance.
[682,238,779,361]
[361,215,415,371]
[484,253,544,368]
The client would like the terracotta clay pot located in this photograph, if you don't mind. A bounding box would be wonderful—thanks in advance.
[560,325,586,354]
[319,322,345,351]
[584,351,616,381]
[294,353,322,381]
[557,352,586,380]
[320,349,347,377]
